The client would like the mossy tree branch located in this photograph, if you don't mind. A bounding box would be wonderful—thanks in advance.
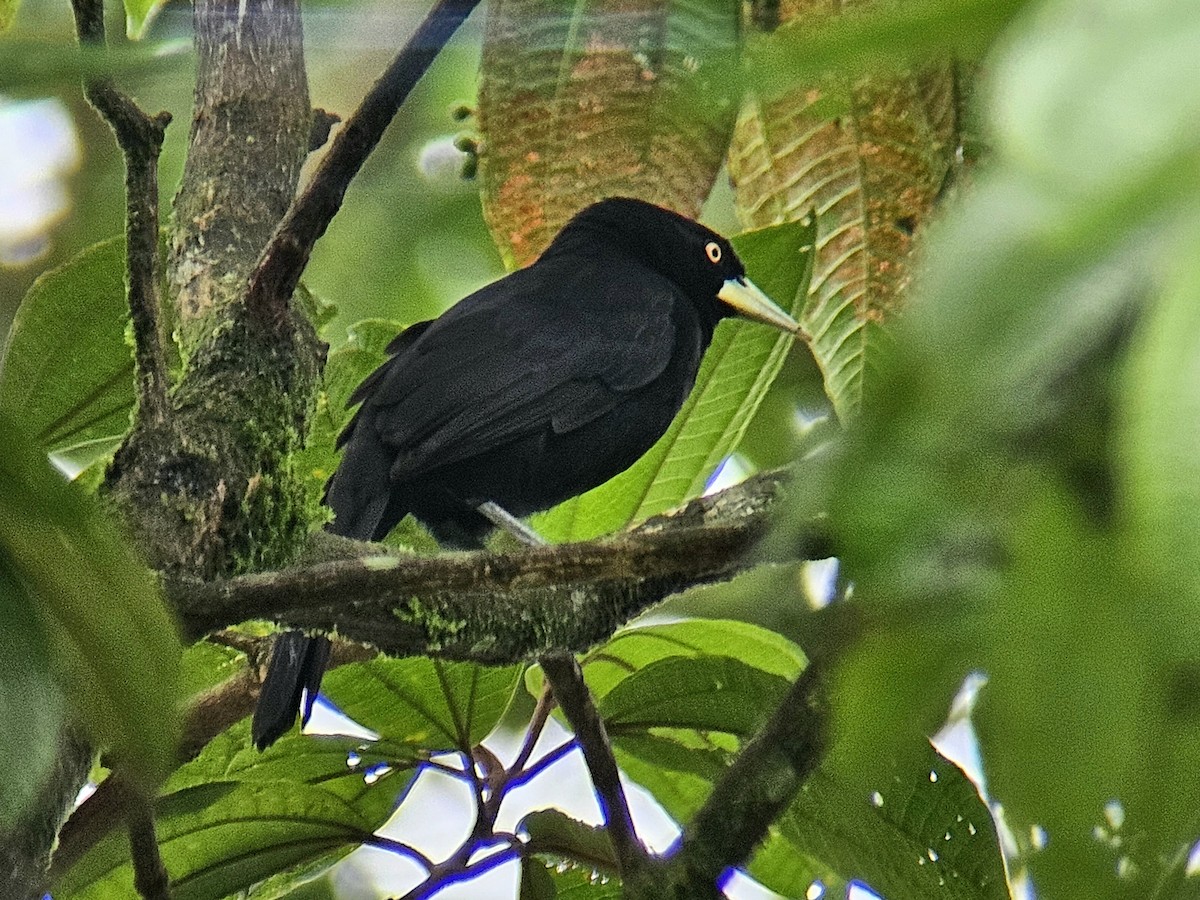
[171,469,831,659]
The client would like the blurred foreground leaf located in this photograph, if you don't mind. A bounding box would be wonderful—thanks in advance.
[0,412,180,825]
[783,0,1200,895]
[0,0,18,32]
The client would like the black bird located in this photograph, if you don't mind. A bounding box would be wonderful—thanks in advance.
[252,197,800,749]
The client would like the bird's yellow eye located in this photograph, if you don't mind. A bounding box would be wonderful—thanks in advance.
[705,241,722,264]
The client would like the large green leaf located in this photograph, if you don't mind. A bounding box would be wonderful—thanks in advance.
[0,0,19,32]
[478,0,742,267]
[525,618,807,704]
[55,781,381,900]
[57,722,417,899]
[323,657,523,753]
[732,6,954,421]
[0,238,132,460]
[534,216,816,541]
[584,617,806,701]
[165,724,418,822]
[520,809,618,873]
[599,655,791,738]
[751,751,1008,900]
[0,412,179,808]
[520,857,622,900]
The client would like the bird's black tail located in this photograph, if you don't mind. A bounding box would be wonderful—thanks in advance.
[252,631,333,750]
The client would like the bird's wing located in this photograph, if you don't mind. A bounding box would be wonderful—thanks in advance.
[359,259,682,480]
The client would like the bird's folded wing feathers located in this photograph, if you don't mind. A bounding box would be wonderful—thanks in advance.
[362,262,681,481]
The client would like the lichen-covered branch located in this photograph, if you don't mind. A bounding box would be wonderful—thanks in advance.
[171,469,831,659]
[170,0,311,332]
[107,0,321,579]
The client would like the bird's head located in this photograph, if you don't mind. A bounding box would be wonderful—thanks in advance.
[550,197,801,336]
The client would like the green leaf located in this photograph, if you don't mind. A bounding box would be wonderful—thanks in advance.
[0,566,67,827]
[58,722,416,899]
[534,217,816,541]
[0,0,19,32]
[323,657,522,753]
[599,655,791,738]
[0,411,180,799]
[167,723,418,826]
[523,619,805,827]
[611,731,730,823]
[55,781,379,900]
[746,0,1029,91]
[252,861,342,900]
[520,858,622,899]
[751,752,1008,900]
[587,617,806,699]
[1121,219,1200,627]
[731,55,951,420]
[179,640,246,700]
[478,0,743,267]
[520,854,559,900]
[0,39,188,91]
[525,618,807,705]
[521,809,618,874]
[0,238,133,454]
[123,0,168,39]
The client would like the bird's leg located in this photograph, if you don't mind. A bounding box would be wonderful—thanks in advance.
[476,501,548,547]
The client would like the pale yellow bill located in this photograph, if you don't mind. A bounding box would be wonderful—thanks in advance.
[717,277,802,335]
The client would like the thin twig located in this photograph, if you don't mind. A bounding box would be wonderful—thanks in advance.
[400,845,521,900]
[508,683,555,777]
[539,651,648,878]
[246,0,483,321]
[71,0,173,426]
[127,799,171,900]
[363,834,435,870]
[507,737,577,791]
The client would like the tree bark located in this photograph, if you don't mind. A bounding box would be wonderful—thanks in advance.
[6,2,318,896]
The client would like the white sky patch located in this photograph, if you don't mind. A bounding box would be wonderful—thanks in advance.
[0,97,80,266]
